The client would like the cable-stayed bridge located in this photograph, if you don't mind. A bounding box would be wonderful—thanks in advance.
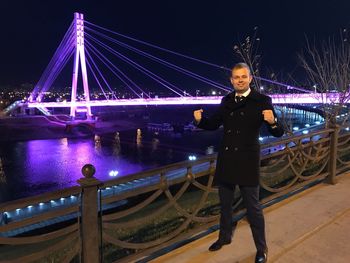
[5,13,348,119]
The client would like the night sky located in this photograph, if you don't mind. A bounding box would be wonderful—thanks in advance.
[1,0,350,88]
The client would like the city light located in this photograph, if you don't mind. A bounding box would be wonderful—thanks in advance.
[293,127,299,131]
[109,170,119,177]
[188,155,197,161]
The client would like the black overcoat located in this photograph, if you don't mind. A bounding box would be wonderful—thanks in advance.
[197,89,284,186]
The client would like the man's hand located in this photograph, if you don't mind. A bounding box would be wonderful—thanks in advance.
[262,110,275,125]
[194,109,203,123]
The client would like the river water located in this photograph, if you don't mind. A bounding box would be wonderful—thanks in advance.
[0,107,323,203]
[0,128,225,202]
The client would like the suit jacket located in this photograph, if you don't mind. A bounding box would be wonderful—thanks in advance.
[197,89,284,186]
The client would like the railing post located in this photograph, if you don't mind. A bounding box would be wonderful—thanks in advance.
[78,164,102,263]
[326,124,339,185]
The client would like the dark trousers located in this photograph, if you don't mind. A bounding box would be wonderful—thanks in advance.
[218,182,267,252]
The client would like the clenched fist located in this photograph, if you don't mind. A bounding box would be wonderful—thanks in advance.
[262,110,275,124]
[193,109,203,123]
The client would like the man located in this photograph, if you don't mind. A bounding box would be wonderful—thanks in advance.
[193,63,283,263]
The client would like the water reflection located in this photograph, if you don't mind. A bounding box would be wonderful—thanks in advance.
[94,135,102,152]
[0,136,156,202]
[136,129,142,148]
[0,127,228,202]
[151,138,160,152]
[113,132,121,156]
[0,158,6,184]
[206,146,215,155]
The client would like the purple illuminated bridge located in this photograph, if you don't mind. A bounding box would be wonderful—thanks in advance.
[14,12,348,117]
[26,93,350,108]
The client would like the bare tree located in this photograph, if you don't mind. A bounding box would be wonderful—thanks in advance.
[233,27,262,92]
[233,28,292,134]
[299,30,350,126]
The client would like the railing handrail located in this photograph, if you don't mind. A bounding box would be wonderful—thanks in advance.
[0,186,81,213]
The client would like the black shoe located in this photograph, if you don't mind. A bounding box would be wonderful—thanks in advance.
[208,239,231,251]
[255,250,268,263]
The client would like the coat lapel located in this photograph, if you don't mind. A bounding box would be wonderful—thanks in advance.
[224,91,248,111]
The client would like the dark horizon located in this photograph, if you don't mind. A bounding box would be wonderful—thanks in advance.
[1,0,349,88]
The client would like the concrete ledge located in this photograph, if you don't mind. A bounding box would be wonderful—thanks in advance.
[151,173,350,263]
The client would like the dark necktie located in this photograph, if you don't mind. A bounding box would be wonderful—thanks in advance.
[235,96,244,103]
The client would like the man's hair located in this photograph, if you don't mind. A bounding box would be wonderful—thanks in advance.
[232,63,251,75]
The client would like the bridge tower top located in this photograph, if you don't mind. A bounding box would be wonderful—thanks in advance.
[70,12,92,119]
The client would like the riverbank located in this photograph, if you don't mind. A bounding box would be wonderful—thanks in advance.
[0,115,146,142]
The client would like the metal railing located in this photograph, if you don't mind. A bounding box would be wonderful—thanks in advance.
[1,124,349,262]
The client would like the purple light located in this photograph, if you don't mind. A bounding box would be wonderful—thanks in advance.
[27,92,350,109]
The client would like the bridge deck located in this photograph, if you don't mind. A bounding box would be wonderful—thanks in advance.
[25,93,349,108]
[150,173,350,263]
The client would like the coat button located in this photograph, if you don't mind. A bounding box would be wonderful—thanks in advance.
[225,146,229,150]
[236,130,240,134]
[234,147,238,151]
[230,112,234,116]
[227,129,232,134]
[240,112,244,116]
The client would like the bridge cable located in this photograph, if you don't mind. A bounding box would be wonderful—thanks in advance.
[85,27,231,92]
[86,35,186,97]
[85,50,112,100]
[85,21,312,93]
[85,40,146,98]
[31,23,75,100]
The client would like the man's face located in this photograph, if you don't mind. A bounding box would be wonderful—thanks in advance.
[230,68,252,93]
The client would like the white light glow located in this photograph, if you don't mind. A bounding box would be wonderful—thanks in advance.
[109,170,119,177]
[188,155,197,161]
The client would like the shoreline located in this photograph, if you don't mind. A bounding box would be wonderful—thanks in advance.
[0,116,146,142]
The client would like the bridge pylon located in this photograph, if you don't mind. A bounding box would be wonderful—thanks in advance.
[70,12,92,119]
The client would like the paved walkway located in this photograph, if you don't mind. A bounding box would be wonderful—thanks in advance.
[151,173,350,263]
